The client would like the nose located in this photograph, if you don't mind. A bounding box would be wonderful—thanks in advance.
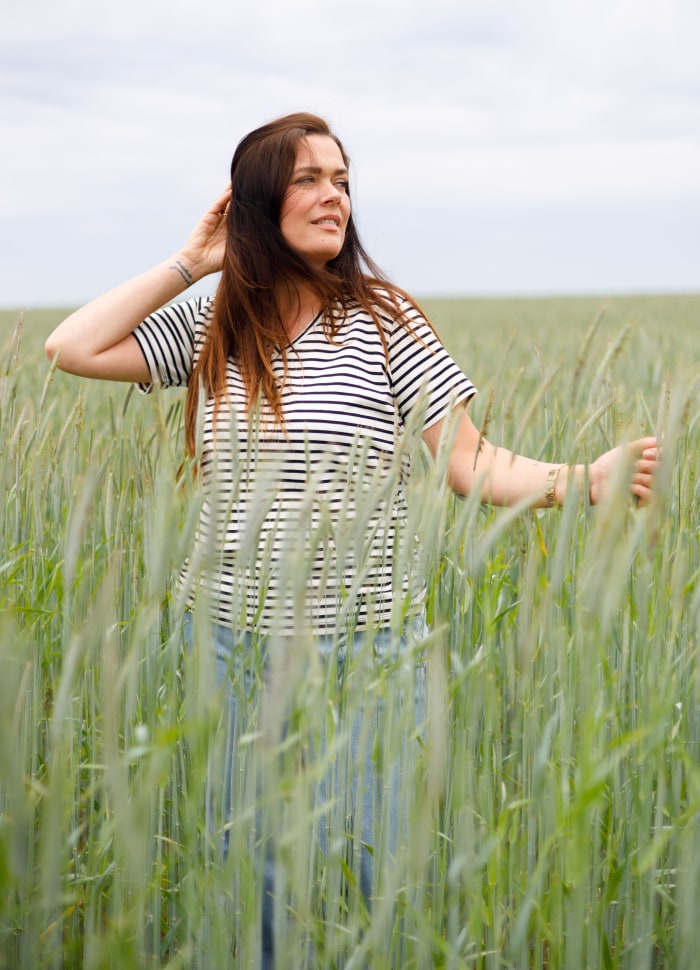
[322,180,343,204]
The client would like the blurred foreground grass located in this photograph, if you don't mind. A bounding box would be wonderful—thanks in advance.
[1,295,699,968]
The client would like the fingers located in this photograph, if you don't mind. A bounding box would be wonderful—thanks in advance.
[631,482,654,508]
[591,436,661,509]
[629,444,661,507]
[628,436,658,457]
[212,183,232,216]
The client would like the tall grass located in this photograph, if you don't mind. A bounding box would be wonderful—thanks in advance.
[1,297,699,968]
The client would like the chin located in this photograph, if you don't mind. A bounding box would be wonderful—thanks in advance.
[309,249,341,268]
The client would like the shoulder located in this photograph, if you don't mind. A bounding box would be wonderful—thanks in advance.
[374,290,439,351]
[142,294,214,334]
[347,284,430,337]
[178,294,215,327]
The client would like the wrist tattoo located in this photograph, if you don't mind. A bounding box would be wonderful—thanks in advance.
[170,260,194,287]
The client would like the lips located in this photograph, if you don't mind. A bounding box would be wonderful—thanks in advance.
[312,215,341,228]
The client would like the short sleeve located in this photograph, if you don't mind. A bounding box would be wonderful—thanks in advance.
[388,300,477,429]
[132,296,212,394]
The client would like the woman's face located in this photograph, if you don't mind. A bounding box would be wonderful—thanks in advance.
[279,135,351,267]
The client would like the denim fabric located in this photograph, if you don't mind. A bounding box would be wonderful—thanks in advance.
[184,613,428,968]
[315,618,428,906]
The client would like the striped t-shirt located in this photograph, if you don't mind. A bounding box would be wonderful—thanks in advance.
[133,294,476,635]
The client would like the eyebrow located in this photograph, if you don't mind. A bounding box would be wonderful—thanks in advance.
[293,165,349,177]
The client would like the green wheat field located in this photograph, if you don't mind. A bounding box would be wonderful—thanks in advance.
[1,295,699,969]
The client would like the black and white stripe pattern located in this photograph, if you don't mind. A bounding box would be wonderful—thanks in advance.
[134,295,476,635]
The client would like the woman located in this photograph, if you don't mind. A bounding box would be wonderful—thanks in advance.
[46,113,658,963]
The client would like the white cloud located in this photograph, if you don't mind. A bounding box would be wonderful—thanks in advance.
[355,134,700,207]
[1,0,699,302]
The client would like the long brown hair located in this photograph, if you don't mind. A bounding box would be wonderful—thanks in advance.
[184,112,418,453]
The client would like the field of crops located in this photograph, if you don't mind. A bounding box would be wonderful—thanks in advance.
[1,294,699,968]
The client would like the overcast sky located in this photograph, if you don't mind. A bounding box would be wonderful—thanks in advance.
[2,0,699,307]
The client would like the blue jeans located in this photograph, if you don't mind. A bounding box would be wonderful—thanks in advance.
[183,612,428,967]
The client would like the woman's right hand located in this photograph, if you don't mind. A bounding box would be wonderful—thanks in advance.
[45,184,234,382]
[177,184,232,279]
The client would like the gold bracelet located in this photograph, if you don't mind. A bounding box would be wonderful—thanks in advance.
[544,466,562,508]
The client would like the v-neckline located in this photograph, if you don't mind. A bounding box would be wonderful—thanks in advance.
[284,308,323,348]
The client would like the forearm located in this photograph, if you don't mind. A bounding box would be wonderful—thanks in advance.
[44,253,200,374]
[425,407,657,510]
[425,410,581,508]
[466,442,583,508]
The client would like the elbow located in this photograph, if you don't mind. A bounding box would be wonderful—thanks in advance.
[45,311,79,369]
[44,334,70,371]
[45,314,67,364]
[45,314,80,371]
[449,477,474,501]
[44,334,59,364]
[445,464,473,499]
[447,463,488,503]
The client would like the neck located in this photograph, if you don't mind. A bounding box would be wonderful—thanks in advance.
[277,284,321,342]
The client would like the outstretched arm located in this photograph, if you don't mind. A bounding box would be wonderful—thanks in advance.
[44,185,232,382]
[423,406,659,508]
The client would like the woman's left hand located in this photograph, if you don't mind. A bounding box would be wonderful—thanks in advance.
[589,437,660,507]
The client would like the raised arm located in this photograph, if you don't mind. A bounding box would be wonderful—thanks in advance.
[44,185,232,382]
[423,406,659,508]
